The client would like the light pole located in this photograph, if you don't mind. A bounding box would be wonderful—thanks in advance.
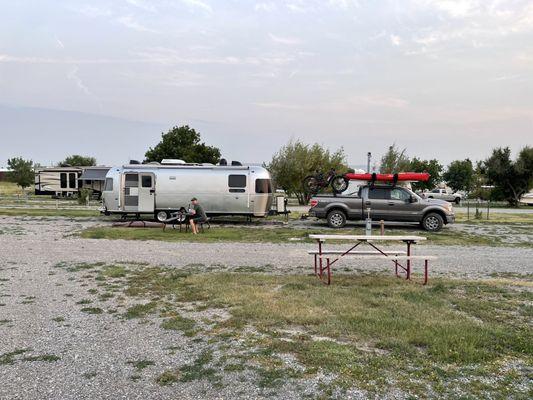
[367,152,371,173]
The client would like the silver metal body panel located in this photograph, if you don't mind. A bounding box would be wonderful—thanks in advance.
[102,164,273,217]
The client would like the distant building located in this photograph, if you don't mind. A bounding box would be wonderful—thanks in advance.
[0,167,10,181]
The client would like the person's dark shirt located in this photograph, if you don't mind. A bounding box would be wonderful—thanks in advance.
[193,203,207,221]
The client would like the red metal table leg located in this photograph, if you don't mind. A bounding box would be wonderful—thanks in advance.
[406,241,411,280]
[327,257,331,285]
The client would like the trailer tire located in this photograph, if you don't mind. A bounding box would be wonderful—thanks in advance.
[421,212,443,232]
[155,210,170,223]
[327,209,347,228]
[454,197,461,205]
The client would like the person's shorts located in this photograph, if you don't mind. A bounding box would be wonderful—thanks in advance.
[191,216,207,223]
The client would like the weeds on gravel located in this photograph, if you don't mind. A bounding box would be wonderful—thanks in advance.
[161,315,197,336]
[122,268,532,397]
[81,307,103,314]
[127,360,155,371]
[23,354,60,362]
[0,349,30,365]
[52,317,65,323]
[124,302,158,319]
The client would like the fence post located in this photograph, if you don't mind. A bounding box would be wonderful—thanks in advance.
[380,220,385,235]
[487,200,490,220]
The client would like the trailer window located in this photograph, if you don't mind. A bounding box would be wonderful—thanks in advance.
[368,187,390,200]
[228,175,246,193]
[125,174,138,187]
[104,178,113,191]
[255,179,272,194]
[69,173,77,188]
[60,173,67,189]
[141,175,152,188]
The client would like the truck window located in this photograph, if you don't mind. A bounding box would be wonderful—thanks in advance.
[391,188,410,201]
[255,179,272,194]
[104,178,113,191]
[60,173,67,189]
[368,187,390,200]
[229,175,246,193]
[431,189,440,193]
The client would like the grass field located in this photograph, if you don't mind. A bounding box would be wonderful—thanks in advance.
[70,262,533,398]
[79,223,532,247]
[0,207,101,218]
[0,181,26,196]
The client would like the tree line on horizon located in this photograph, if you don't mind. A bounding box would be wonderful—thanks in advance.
[5,125,533,206]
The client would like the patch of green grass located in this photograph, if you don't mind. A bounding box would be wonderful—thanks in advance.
[0,349,30,365]
[100,265,128,278]
[0,319,12,325]
[52,317,65,323]
[0,207,100,217]
[83,371,97,379]
[123,268,533,397]
[127,359,155,371]
[124,302,158,319]
[55,261,104,273]
[81,307,103,314]
[179,350,217,383]
[161,315,197,336]
[23,354,60,362]
[76,299,92,305]
[156,370,181,386]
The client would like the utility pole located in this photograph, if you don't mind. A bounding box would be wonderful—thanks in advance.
[367,152,371,173]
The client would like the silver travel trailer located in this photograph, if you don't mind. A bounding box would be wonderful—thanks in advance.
[101,161,273,221]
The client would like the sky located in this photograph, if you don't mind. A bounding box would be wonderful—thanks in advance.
[0,0,532,168]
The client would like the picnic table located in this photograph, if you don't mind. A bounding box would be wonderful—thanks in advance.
[308,234,435,285]
[162,211,195,232]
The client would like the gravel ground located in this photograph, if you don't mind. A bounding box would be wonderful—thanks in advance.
[1,216,532,400]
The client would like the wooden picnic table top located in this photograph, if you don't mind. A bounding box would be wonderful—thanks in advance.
[308,234,427,242]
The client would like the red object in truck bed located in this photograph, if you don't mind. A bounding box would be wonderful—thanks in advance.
[344,172,430,182]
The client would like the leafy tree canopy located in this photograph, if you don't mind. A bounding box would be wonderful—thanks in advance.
[145,125,221,164]
[268,140,348,205]
[482,146,533,206]
[7,157,34,190]
[379,144,411,174]
[59,155,96,167]
[443,159,475,193]
[409,157,443,191]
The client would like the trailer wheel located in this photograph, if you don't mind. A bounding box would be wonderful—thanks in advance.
[421,212,443,232]
[327,209,347,228]
[155,211,170,223]
[454,197,461,205]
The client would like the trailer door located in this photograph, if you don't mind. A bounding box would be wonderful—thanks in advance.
[138,173,155,213]
[226,174,249,213]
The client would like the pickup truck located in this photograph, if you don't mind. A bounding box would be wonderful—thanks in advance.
[308,184,455,231]
[421,188,462,204]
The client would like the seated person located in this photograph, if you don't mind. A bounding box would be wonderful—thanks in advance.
[189,197,208,234]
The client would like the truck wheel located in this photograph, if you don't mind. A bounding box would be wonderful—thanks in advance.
[422,213,443,232]
[327,210,346,228]
[454,197,461,205]
[155,211,170,222]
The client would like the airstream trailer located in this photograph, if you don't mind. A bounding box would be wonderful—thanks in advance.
[101,162,273,221]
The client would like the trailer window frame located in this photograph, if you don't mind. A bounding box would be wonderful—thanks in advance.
[228,174,247,193]
[141,175,153,188]
[69,173,77,189]
[60,173,67,189]
[104,178,113,191]
[255,179,272,194]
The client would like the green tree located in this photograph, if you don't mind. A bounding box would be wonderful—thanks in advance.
[145,125,221,164]
[268,140,348,204]
[482,146,533,206]
[7,157,34,192]
[60,155,96,167]
[380,144,411,174]
[443,159,475,193]
[409,157,443,191]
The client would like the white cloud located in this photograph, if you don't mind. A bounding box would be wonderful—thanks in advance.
[180,0,213,13]
[67,67,91,96]
[116,15,158,33]
[328,0,359,9]
[390,34,401,46]
[255,2,276,12]
[74,5,112,18]
[268,33,302,45]
[125,0,157,13]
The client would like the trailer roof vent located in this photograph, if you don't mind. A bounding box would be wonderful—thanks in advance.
[219,158,227,166]
[129,160,141,164]
[231,161,243,166]
[161,159,186,165]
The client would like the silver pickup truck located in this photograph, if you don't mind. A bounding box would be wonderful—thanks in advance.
[308,184,455,231]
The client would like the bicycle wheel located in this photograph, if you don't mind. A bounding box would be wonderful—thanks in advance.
[331,175,349,193]
[303,176,319,194]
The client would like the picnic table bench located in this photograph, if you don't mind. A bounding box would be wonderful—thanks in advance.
[308,234,435,285]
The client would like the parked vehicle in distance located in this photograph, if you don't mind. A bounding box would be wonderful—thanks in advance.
[519,192,533,206]
[421,188,462,204]
[101,160,273,221]
[308,184,455,231]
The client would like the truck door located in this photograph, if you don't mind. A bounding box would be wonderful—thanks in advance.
[226,174,249,213]
[138,173,155,213]
[388,187,415,221]
[363,187,391,220]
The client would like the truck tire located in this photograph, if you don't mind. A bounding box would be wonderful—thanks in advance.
[422,212,443,232]
[155,210,170,223]
[454,197,461,205]
[327,209,347,228]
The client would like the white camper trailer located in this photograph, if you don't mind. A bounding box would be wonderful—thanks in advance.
[101,162,273,221]
[34,167,82,197]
